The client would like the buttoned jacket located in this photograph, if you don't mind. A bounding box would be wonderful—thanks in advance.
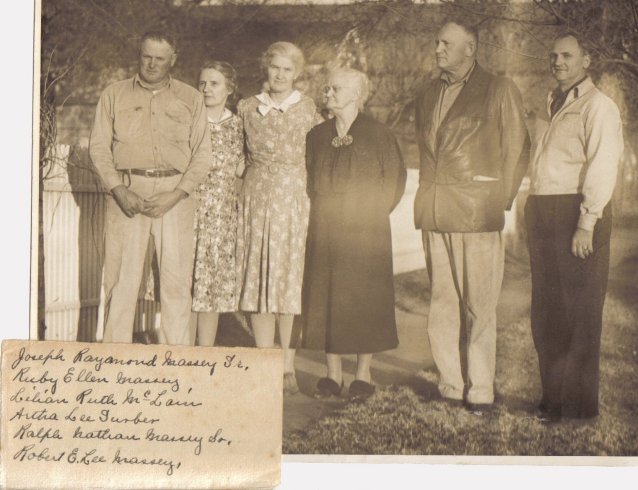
[414,63,530,232]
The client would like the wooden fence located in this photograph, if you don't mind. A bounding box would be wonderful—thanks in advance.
[41,145,158,342]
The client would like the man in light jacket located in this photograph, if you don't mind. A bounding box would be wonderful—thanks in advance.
[525,33,623,423]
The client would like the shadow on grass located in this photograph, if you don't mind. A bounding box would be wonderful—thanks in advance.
[284,294,638,456]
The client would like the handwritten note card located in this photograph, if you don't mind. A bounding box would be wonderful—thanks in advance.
[1,340,282,489]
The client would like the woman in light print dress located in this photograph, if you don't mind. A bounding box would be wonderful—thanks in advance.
[191,60,245,346]
[236,41,319,394]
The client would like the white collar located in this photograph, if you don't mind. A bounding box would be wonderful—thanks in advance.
[256,90,301,116]
[546,76,595,118]
[208,108,233,125]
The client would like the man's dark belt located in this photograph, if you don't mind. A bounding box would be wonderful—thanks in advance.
[121,168,181,178]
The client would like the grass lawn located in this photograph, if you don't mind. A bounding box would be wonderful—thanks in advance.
[284,292,638,455]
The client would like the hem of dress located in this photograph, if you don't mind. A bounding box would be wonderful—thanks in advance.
[302,342,399,355]
[238,307,302,315]
[191,307,239,313]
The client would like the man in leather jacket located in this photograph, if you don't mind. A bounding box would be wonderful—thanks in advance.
[414,20,530,414]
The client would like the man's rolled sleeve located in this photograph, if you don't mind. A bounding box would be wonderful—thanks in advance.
[175,95,212,195]
[577,98,623,230]
[89,89,123,191]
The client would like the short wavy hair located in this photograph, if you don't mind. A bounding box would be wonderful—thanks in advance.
[260,41,305,77]
[442,18,479,47]
[553,30,592,57]
[329,67,371,110]
[140,29,178,53]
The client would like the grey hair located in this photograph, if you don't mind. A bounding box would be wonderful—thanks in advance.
[329,67,371,110]
[442,19,479,48]
[261,41,305,77]
[199,60,239,106]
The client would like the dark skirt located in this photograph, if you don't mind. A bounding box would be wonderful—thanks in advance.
[300,191,399,354]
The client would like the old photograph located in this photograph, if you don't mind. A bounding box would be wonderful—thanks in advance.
[33,0,638,467]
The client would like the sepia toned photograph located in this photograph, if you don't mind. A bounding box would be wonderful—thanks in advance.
[32,0,638,468]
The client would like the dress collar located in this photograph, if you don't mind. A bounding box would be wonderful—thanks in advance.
[256,90,301,116]
[208,107,233,125]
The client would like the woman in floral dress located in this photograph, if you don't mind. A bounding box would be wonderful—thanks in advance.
[191,61,245,345]
[236,42,319,393]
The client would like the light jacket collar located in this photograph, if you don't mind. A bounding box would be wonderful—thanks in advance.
[546,76,595,118]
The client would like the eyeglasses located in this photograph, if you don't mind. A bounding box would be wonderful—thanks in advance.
[322,85,353,95]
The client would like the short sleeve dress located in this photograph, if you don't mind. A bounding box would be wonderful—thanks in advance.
[236,92,317,314]
[191,111,244,313]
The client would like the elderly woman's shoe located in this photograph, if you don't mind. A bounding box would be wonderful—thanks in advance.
[349,380,375,401]
[314,377,343,399]
[283,372,299,395]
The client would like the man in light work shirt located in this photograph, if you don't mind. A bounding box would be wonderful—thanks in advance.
[414,20,529,414]
[525,33,623,422]
[90,30,211,345]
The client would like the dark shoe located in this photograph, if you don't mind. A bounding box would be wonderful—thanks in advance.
[314,377,343,399]
[561,407,598,420]
[537,403,561,424]
[562,415,597,426]
[283,372,299,395]
[537,401,555,414]
[440,397,463,408]
[537,411,561,425]
[348,380,375,401]
[465,402,494,416]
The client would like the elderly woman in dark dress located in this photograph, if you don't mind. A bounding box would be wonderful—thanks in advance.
[301,68,407,400]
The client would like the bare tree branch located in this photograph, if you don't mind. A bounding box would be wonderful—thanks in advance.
[45,47,88,96]
[631,0,638,35]
[443,0,561,27]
